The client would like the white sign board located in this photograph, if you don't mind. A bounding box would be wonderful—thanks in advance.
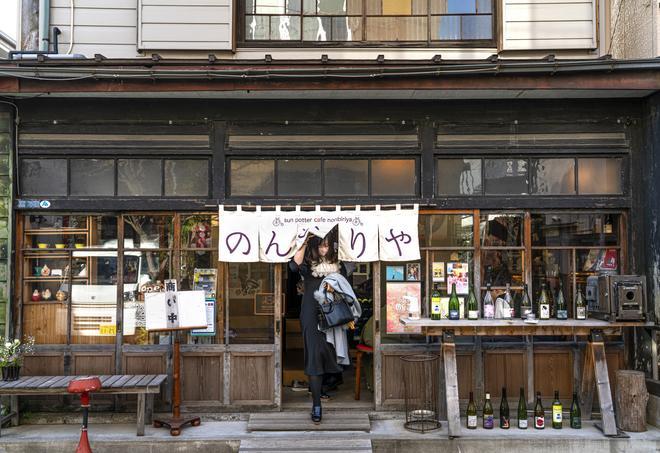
[145,290,208,331]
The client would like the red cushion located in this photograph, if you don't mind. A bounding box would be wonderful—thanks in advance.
[67,377,102,394]
[356,344,373,353]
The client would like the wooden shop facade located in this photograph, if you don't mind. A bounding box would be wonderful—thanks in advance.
[1,59,659,415]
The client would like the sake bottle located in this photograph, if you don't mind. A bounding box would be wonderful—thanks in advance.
[555,281,568,320]
[502,283,513,319]
[552,390,563,429]
[430,284,442,321]
[570,392,581,429]
[517,387,528,429]
[467,285,479,320]
[467,391,478,429]
[538,283,551,320]
[520,283,533,319]
[500,387,510,429]
[483,283,495,320]
[575,285,587,320]
[534,392,545,429]
[448,283,460,320]
[483,392,494,429]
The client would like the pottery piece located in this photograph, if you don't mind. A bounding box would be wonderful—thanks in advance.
[56,290,67,302]
[31,289,41,301]
[40,264,51,277]
[42,288,52,300]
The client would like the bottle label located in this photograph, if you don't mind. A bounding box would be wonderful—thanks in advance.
[571,418,581,429]
[467,415,477,428]
[449,309,459,320]
[522,308,532,319]
[535,416,545,428]
[484,305,494,319]
[468,310,479,320]
[483,415,494,429]
[553,406,562,423]
[500,417,510,428]
[518,418,528,429]
[576,307,586,319]
[431,301,441,314]
[556,310,568,320]
[540,304,550,319]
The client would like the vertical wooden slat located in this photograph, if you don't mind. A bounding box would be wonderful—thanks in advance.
[373,261,382,411]
[115,215,125,374]
[136,393,146,436]
[273,264,282,409]
[580,342,595,419]
[443,334,461,438]
[526,336,534,405]
[592,339,617,436]
[14,214,24,340]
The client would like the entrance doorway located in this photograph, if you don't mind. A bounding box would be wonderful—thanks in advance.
[281,262,375,409]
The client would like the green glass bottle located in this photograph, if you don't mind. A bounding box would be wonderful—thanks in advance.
[467,391,477,429]
[534,392,545,429]
[448,283,460,320]
[538,283,551,320]
[517,387,528,429]
[483,392,494,429]
[430,284,442,321]
[575,285,587,320]
[570,392,581,429]
[467,286,479,320]
[552,390,563,429]
[555,281,568,320]
[520,284,533,320]
[500,387,510,429]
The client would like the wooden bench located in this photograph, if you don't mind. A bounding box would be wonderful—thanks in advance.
[0,374,167,437]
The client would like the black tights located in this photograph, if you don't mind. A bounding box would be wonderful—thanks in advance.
[309,375,323,407]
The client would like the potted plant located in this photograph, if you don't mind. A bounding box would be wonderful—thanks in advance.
[0,336,35,381]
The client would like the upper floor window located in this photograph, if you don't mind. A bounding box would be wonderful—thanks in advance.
[241,0,494,45]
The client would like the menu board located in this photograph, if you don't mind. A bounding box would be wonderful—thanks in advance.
[145,290,207,331]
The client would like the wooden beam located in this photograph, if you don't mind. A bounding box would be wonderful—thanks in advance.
[442,332,461,438]
[591,337,618,436]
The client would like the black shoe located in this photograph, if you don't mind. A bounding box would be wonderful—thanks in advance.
[308,389,331,400]
[311,406,322,424]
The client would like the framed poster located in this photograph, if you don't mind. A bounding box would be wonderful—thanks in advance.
[446,262,469,295]
[385,282,421,334]
[406,263,420,281]
[432,262,445,282]
[386,265,405,281]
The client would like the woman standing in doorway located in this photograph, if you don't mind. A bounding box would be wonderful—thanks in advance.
[289,228,346,423]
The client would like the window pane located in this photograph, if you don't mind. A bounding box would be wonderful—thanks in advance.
[118,159,162,196]
[482,249,523,287]
[382,0,412,15]
[436,158,482,195]
[448,0,476,13]
[325,159,368,196]
[303,16,332,40]
[477,0,492,13]
[372,159,416,195]
[532,213,619,247]
[278,159,321,196]
[230,160,275,196]
[530,158,575,195]
[576,248,619,279]
[255,0,285,13]
[178,251,220,344]
[578,158,623,194]
[181,214,217,249]
[124,215,174,249]
[245,15,270,39]
[71,159,115,196]
[21,159,67,196]
[532,249,573,316]
[318,0,348,14]
[461,14,491,39]
[164,160,208,196]
[88,215,118,247]
[428,251,474,298]
[366,17,427,41]
[433,15,460,40]
[270,15,301,40]
[484,159,528,195]
[228,262,275,344]
[419,214,473,247]
[480,213,523,246]
[332,17,362,40]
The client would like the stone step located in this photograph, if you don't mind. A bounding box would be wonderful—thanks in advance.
[239,438,372,453]
[247,411,371,432]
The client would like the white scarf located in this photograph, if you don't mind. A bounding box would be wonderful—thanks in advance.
[310,261,340,278]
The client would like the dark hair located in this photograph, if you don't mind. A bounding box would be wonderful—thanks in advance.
[304,227,338,265]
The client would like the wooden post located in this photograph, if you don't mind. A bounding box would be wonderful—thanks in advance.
[615,370,649,432]
[580,341,595,419]
[589,330,617,436]
[442,331,461,438]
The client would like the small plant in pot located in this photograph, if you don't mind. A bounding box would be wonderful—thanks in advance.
[0,336,35,381]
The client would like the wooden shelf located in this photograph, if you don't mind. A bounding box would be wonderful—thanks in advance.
[24,277,87,282]
[25,229,88,234]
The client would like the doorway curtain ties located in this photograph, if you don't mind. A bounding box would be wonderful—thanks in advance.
[218,204,420,263]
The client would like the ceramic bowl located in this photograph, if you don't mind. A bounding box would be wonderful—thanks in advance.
[33,266,42,276]
[55,244,65,249]
[37,243,48,249]
[74,243,84,249]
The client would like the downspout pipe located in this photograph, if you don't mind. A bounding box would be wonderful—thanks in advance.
[38,0,50,52]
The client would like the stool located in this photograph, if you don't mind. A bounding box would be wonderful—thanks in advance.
[68,377,102,453]
[354,343,373,400]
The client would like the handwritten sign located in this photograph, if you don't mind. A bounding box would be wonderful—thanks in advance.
[219,204,419,263]
[145,290,207,331]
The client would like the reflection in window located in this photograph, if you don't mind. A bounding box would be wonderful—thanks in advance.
[531,213,619,247]
[278,159,321,195]
[532,249,573,313]
[482,250,523,287]
[372,159,416,195]
[531,159,575,195]
[419,214,473,247]
[325,159,368,196]
[230,160,275,196]
[436,159,482,195]
[480,214,523,246]
[578,158,623,195]
[20,159,67,196]
[118,159,162,196]
[70,159,115,196]
[164,160,208,196]
[124,215,174,249]
[228,262,274,344]
[484,159,528,195]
